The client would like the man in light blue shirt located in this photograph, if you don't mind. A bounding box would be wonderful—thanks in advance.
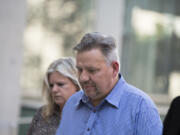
[56,32,162,135]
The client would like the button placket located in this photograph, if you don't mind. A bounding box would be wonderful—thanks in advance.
[84,109,97,135]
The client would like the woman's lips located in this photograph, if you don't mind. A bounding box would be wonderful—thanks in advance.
[54,95,62,99]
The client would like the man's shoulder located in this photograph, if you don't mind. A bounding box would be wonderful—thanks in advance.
[118,76,151,102]
[123,83,155,107]
[124,83,149,99]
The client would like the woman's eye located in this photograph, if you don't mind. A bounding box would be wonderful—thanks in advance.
[49,83,64,88]
[49,84,53,88]
[57,83,64,87]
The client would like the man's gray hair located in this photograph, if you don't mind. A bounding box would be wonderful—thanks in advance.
[73,32,119,65]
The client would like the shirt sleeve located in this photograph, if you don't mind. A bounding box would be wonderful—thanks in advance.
[135,98,163,135]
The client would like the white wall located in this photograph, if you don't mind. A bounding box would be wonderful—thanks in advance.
[0,0,26,135]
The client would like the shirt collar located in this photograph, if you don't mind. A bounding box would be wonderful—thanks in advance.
[105,74,126,108]
[74,91,88,108]
[75,74,126,109]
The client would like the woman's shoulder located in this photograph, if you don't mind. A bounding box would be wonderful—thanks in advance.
[31,106,44,121]
[36,106,44,114]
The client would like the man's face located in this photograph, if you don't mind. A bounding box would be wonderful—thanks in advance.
[76,48,118,106]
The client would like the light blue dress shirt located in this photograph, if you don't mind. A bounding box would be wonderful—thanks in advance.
[56,75,162,135]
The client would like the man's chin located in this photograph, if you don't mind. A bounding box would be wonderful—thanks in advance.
[84,92,98,100]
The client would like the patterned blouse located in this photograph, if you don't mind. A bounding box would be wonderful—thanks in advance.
[27,106,60,135]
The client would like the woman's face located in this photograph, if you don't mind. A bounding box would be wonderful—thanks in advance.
[48,71,78,107]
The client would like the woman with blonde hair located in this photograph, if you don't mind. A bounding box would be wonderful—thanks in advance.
[27,57,80,135]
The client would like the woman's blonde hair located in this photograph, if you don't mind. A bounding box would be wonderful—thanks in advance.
[42,57,80,119]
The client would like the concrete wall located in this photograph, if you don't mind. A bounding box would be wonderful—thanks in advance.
[0,0,26,135]
[95,0,125,60]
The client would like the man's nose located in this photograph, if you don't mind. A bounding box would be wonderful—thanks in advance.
[79,70,89,82]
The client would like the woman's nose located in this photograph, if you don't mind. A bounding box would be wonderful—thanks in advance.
[51,84,58,92]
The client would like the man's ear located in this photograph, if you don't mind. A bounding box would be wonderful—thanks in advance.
[111,61,119,77]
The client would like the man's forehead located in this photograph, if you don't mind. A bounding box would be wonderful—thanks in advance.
[76,64,98,69]
[76,58,106,70]
[75,48,104,58]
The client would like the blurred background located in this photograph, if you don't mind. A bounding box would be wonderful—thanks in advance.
[0,0,180,134]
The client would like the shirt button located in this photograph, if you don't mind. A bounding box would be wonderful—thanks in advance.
[87,128,90,131]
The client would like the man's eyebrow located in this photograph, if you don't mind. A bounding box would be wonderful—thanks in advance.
[76,66,81,69]
[87,67,96,69]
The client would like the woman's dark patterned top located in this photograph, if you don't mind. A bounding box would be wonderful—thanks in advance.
[27,106,60,135]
